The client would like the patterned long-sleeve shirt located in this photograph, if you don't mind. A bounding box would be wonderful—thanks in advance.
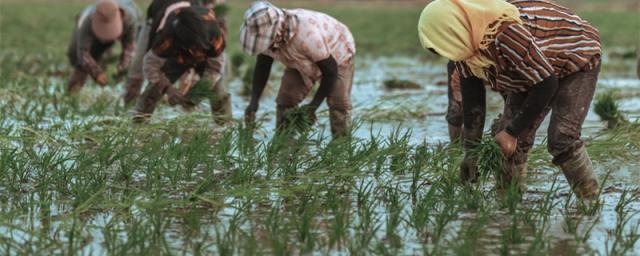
[454,0,601,93]
[263,9,356,88]
[143,6,226,86]
[69,0,141,78]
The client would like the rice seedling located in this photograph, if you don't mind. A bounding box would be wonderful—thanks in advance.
[184,79,215,105]
[594,90,627,129]
[383,79,422,90]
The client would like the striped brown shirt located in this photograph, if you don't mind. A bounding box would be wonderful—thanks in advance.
[455,0,601,93]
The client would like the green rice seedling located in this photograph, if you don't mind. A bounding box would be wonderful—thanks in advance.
[606,189,640,255]
[472,135,506,179]
[184,79,215,105]
[383,185,403,249]
[240,64,254,97]
[594,90,627,129]
[230,52,246,76]
[281,106,315,135]
[383,79,421,90]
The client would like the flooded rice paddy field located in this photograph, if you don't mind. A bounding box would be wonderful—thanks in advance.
[1,55,639,255]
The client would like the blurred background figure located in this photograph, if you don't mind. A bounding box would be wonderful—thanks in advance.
[124,0,229,106]
[132,4,229,124]
[66,0,141,94]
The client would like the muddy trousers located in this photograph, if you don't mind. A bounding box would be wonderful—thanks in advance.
[135,60,231,124]
[495,66,601,197]
[275,63,355,138]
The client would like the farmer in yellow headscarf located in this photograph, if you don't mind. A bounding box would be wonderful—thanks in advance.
[419,0,603,198]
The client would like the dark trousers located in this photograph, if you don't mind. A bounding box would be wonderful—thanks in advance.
[496,66,601,166]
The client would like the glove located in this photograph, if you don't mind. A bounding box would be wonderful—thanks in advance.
[166,87,186,107]
[300,104,318,125]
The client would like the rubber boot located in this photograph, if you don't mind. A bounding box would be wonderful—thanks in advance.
[497,162,527,194]
[559,146,600,199]
[123,78,143,106]
[133,84,165,123]
[329,108,351,138]
[448,124,463,143]
[67,69,88,95]
[210,93,232,125]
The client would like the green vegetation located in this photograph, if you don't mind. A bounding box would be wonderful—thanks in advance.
[594,90,627,128]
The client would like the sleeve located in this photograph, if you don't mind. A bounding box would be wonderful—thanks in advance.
[495,23,554,86]
[76,22,103,78]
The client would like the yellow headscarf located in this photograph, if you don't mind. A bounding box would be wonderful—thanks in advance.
[418,0,522,80]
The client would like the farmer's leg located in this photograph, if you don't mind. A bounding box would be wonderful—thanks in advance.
[203,55,232,124]
[446,61,464,142]
[66,31,88,94]
[548,67,600,198]
[497,92,550,191]
[326,63,355,138]
[124,23,151,105]
[275,68,311,131]
[134,59,184,122]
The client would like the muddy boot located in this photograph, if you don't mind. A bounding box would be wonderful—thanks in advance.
[133,85,165,123]
[497,162,527,194]
[123,78,143,106]
[67,69,88,95]
[559,146,600,199]
[210,93,232,125]
[448,124,463,143]
[329,108,352,139]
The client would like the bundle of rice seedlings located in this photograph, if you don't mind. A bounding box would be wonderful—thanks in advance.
[383,79,421,90]
[594,90,626,128]
[184,79,214,105]
[471,136,506,178]
[283,107,314,134]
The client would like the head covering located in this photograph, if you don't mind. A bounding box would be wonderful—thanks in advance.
[91,0,123,42]
[239,1,295,56]
[418,0,522,80]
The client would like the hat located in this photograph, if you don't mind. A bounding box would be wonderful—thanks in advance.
[239,1,285,55]
[91,0,123,42]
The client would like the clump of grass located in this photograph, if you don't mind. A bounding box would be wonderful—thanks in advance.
[594,90,627,128]
[240,64,254,97]
[282,107,314,134]
[184,79,214,104]
[230,52,246,74]
[383,79,421,90]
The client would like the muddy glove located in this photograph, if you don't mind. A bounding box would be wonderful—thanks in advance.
[460,154,479,184]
